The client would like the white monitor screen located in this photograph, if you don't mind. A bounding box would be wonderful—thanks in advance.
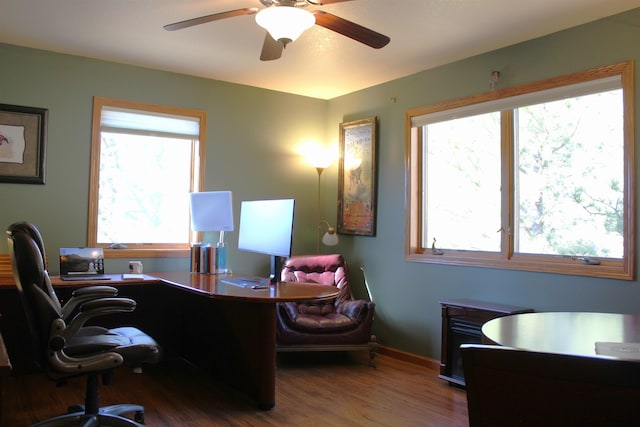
[237,198,295,258]
[189,191,234,232]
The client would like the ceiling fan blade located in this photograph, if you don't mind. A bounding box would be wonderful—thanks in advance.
[307,0,356,4]
[163,8,259,31]
[313,11,390,49]
[260,32,284,61]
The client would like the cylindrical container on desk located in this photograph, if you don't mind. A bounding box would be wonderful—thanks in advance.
[216,241,228,274]
[206,245,217,274]
[199,244,210,274]
[190,245,198,272]
[191,244,203,273]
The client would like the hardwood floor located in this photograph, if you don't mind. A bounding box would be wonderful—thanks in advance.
[3,352,468,426]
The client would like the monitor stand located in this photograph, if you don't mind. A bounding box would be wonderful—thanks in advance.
[269,255,283,285]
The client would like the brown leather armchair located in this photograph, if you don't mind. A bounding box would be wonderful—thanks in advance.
[276,254,376,367]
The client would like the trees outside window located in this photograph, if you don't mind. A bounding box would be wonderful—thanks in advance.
[406,62,634,279]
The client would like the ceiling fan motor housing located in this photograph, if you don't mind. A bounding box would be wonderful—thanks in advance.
[260,0,310,8]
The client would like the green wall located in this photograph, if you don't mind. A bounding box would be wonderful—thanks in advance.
[327,8,640,357]
[1,8,639,360]
[0,42,327,275]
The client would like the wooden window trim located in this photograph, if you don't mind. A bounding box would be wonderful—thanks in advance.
[405,61,635,280]
[88,97,206,258]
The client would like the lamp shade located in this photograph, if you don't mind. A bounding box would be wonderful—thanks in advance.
[255,6,315,44]
[322,231,339,246]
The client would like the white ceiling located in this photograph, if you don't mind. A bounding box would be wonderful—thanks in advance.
[1,0,638,100]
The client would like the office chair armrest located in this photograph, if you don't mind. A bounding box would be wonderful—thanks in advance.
[49,347,124,374]
[79,296,136,313]
[59,297,137,341]
[61,286,119,320]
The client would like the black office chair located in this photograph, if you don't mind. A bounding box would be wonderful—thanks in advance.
[6,222,161,426]
[10,221,121,321]
[461,344,640,426]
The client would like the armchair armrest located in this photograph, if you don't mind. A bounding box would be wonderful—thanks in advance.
[61,286,119,320]
[337,299,373,321]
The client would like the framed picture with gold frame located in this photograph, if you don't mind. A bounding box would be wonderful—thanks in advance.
[337,116,377,236]
[0,103,48,184]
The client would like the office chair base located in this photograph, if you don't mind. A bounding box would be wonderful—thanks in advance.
[32,404,145,427]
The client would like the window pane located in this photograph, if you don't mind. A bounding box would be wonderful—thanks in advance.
[515,90,624,258]
[97,132,193,244]
[423,112,501,251]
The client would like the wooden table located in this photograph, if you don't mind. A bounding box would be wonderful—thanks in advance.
[482,311,640,359]
[50,272,338,410]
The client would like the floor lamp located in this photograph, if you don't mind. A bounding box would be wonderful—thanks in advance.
[315,166,339,253]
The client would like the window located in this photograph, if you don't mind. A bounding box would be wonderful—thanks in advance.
[406,62,634,279]
[89,97,206,258]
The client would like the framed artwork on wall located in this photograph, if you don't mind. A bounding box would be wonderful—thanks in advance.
[337,116,378,236]
[0,103,48,184]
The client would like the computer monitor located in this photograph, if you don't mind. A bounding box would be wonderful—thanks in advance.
[237,198,295,284]
[189,191,234,232]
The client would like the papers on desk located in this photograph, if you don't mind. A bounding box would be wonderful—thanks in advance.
[122,273,145,280]
[221,277,269,289]
[595,342,640,359]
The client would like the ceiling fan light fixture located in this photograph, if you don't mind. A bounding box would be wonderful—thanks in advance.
[255,6,315,45]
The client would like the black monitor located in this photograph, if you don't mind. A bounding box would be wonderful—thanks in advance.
[237,198,295,284]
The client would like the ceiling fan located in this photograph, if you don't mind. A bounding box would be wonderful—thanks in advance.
[163,0,390,61]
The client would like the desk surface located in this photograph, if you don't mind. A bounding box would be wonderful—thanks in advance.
[49,272,339,303]
[153,271,339,302]
[482,311,640,359]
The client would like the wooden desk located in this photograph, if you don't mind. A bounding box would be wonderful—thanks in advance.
[50,272,339,410]
[482,312,640,359]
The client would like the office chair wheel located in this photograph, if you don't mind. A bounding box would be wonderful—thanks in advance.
[134,410,145,424]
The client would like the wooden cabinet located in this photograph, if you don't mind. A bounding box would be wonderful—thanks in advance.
[439,298,533,387]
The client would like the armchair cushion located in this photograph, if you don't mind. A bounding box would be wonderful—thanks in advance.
[281,254,352,306]
[279,299,373,333]
[276,300,375,345]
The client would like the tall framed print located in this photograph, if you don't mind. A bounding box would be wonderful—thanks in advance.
[337,116,377,236]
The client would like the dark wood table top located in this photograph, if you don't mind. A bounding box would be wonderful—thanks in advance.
[482,311,640,359]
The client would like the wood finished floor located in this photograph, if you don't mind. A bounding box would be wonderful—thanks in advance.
[3,352,468,426]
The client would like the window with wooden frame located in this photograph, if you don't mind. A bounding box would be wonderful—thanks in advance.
[88,97,206,258]
[406,61,635,280]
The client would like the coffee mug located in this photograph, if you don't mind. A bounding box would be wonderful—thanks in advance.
[129,260,143,274]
